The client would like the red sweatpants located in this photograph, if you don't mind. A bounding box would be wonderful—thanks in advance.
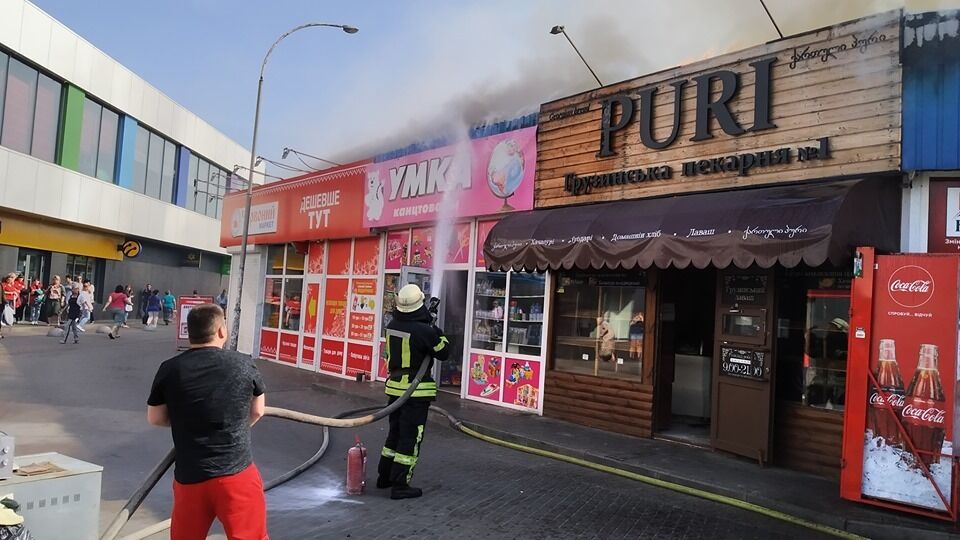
[171,463,269,540]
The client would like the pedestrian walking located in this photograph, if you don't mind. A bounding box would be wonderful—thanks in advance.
[77,281,93,332]
[123,285,134,327]
[139,283,152,324]
[378,284,450,499]
[104,285,131,339]
[147,304,267,539]
[146,290,163,327]
[162,291,176,326]
[47,275,65,326]
[216,289,228,312]
[61,284,82,344]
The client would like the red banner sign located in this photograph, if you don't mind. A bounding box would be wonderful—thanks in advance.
[220,165,371,247]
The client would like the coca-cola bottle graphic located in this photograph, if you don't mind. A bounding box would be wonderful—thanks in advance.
[902,344,947,466]
[867,339,905,445]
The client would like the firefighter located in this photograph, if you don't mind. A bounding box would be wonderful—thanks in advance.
[377,283,450,499]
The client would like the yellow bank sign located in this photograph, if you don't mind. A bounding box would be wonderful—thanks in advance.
[0,212,123,261]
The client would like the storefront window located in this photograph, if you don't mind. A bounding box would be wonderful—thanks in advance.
[267,245,285,275]
[262,277,282,328]
[506,273,546,356]
[282,277,303,331]
[552,271,646,380]
[472,272,507,352]
[285,244,305,275]
[775,267,852,411]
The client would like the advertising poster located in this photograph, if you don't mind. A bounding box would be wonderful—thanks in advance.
[349,279,378,342]
[303,283,320,335]
[410,227,434,268]
[327,239,353,276]
[927,180,960,253]
[378,339,389,379]
[362,126,536,229]
[259,329,278,360]
[307,241,325,274]
[176,295,214,349]
[446,222,472,264]
[323,279,349,338]
[320,339,345,374]
[347,342,374,378]
[301,335,316,367]
[385,230,410,270]
[467,353,502,401]
[220,165,369,247]
[501,358,542,410]
[861,255,959,511]
[353,237,380,275]
[476,220,498,268]
[278,332,298,364]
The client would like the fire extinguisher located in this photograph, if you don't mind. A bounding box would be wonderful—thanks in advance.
[346,436,367,495]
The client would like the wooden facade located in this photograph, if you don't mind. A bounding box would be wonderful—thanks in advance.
[533,12,903,479]
[535,11,902,208]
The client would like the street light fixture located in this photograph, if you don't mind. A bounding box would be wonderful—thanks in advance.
[229,22,358,351]
[549,25,603,87]
[282,147,343,168]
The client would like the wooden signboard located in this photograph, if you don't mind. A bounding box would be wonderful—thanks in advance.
[535,11,901,208]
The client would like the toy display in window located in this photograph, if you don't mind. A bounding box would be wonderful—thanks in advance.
[596,316,615,362]
[629,312,644,363]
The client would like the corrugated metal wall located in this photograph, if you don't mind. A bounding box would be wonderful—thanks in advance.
[902,11,960,171]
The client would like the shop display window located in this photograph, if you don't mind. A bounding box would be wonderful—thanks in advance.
[472,272,507,352]
[381,273,398,339]
[262,277,282,328]
[282,278,303,331]
[552,271,646,380]
[505,273,546,356]
[267,245,285,275]
[285,244,305,275]
[775,268,852,412]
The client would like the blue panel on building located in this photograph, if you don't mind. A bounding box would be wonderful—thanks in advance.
[374,113,538,163]
[902,11,960,171]
[176,147,191,207]
[117,115,139,188]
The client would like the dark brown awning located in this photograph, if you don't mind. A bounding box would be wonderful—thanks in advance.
[484,179,901,271]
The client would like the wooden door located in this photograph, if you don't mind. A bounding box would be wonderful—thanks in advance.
[711,268,776,464]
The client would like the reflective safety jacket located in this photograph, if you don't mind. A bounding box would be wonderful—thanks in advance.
[384,306,450,400]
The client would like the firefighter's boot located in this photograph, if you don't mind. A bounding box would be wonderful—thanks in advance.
[390,484,423,499]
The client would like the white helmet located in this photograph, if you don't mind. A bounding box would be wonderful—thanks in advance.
[396,284,425,313]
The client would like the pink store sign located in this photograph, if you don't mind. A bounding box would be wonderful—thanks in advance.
[363,126,536,228]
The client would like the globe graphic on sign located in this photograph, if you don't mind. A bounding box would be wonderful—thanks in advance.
[487,138,525,211]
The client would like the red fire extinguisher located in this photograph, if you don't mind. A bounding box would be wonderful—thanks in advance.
[346,436,367,495]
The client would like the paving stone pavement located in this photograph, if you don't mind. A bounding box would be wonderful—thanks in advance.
[0,326,830,539]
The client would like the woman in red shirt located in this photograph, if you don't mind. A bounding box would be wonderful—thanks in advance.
[104,285,132,339]
[1,273,20,337]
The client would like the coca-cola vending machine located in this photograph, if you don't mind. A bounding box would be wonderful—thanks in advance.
[841,248,960,521]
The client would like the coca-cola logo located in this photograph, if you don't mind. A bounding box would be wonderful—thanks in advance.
[887,265,935,308]
[869,391,905,408]
[901,403,946,426]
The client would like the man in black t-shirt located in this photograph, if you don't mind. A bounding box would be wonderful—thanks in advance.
[147,304,268,540]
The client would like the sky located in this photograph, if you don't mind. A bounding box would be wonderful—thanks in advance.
[31,0,958,178]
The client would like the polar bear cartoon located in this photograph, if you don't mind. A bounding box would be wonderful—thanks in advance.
[365,170,385,222]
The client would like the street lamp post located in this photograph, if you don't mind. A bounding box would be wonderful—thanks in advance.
[550,25,602,87]
[229,23,358,351]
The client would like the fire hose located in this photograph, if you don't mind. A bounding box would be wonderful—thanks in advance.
[103,371,864,540]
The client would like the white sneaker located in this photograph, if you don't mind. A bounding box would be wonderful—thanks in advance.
[78,326,86,333]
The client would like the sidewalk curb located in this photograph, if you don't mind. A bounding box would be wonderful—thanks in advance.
[306,381,956,539]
